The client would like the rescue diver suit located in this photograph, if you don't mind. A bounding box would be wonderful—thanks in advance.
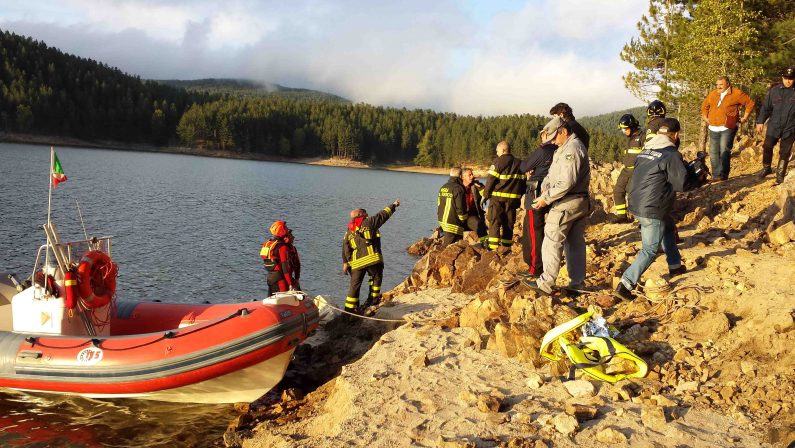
[260,238,297,295]
[483,154,526,249]
[342,203,398,312]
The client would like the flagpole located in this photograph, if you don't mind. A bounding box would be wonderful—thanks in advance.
[47,146,54,227]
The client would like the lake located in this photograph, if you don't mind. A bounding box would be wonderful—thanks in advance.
[0,142,446,446]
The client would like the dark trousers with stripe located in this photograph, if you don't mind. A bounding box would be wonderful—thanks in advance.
[522,204,549,275]
[613,168,633,215]
[346,262,384,310]
[487,199,518,249]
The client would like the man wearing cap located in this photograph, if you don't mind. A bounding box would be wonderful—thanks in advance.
[517,117,560,280]
[260,220,297,295]
[342,200,400,314]
[524,121,590,297]
[482,141,526,250]
[701,76,755,181]
[437,167,468,247]
[615,118,689,301]
[756,67,795,184]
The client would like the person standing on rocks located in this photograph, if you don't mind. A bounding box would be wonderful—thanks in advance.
[437,167,468,247]
[645,100,667,145]
[615,118,689,301]
[701,76,755,181]
[342,200,400,314]
[524,121,590,297]
[517,117,561,280]
[550,102,590,148]
[609,114,644,224]
[461,167,487,240]
[755,67,795,184]
[482,141,525,250]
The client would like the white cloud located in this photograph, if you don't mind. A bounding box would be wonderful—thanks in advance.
[0,0,648,115]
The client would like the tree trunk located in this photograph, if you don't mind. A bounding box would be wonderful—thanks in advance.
[697,88,709,151]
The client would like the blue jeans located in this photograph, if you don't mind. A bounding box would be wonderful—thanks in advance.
[708,128,737,179]
[621,216,681,289]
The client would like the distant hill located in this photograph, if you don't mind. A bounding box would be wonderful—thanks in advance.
[157,79,350,103]
[580,106,647,133]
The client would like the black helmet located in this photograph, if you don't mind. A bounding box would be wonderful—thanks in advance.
[618,113,639,130]
[780,67,795,79]
[647,100,666,118]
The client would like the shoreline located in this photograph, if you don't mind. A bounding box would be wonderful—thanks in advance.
[0,132,461,175]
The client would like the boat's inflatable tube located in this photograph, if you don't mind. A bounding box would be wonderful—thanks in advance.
[76,251,117,308]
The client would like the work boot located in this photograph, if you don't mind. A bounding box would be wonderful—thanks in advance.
[756,165,772,180]
[776,160,789,184]
[607,213,629,224]
[614,283,635,301]
[668,265,687,278]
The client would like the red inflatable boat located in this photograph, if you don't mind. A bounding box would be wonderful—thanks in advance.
[0,228,319,404]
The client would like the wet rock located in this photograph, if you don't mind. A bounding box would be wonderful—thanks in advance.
[563,380,596,398]
[596,427,628,444]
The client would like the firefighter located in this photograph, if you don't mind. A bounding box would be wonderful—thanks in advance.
[285,228,301,290]
[645,100,667,144]
[482,141,526,250]
[609,114,644,223]
[437,167,468,247]
[342,200,400,314]
[260,220,297,295]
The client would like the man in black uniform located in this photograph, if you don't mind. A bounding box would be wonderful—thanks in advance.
[756,67,795,184]
[609,114,644,223]
[342,200,400,314]
[518,117,560,278]
[482,141,526,250]
[437,167,468,246]
[645,100,667,144]
[550,103,590,148]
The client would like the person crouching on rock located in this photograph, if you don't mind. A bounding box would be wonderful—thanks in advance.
[518,117,561,280]
[342,200,400,314]
[260,220,298,295]
[461,167,487,242]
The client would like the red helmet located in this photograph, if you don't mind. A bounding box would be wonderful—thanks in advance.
[269,220,288,237]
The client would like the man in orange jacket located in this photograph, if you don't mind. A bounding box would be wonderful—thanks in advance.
[700,76,755,181]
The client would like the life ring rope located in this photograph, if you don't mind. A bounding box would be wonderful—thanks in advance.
[76,250,118,309]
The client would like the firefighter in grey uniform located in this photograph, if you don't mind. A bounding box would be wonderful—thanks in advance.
[481,141,526,250]
[526,121,590,296]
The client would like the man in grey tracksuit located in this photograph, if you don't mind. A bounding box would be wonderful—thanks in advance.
[525,121,590,296]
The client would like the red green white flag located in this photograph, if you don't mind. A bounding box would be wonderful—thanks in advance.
[52,151,68,188]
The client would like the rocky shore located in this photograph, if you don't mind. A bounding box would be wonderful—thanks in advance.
[227,136,794,448]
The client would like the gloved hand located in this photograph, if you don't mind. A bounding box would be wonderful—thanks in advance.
[343,263,350,275]
[392,199,401,208]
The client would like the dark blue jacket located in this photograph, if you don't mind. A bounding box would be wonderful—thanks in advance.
[628,135,688,220]
[757,83,795,139]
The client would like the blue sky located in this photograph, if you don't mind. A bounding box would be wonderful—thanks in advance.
[0,0,648,116]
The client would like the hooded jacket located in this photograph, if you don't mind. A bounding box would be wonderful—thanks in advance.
[628,134,688,220]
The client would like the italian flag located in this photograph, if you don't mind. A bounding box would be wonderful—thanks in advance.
[52,151,68,188]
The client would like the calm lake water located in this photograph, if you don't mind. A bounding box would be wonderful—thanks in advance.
[0,142,444,447]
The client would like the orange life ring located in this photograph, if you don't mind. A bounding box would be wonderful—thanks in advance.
[76,250,118,308]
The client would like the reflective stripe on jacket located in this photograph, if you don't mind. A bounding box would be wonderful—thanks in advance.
[621,129,644,168]
[483,154,526,202]
[437,176,467,235]
[342,204,396,270]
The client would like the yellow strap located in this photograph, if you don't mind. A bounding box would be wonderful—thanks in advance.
[492,191,522,199]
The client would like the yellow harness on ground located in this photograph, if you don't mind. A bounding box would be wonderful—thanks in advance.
[540,312,647,383]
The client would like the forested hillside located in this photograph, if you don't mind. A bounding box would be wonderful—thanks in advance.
[158,79,350,103]
[0,29,210,145]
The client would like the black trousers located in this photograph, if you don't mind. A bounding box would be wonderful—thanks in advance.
[487,200,518,249]
[466,215,487,237]
[613,168,633,215]
[762,133,795,166]
[346,263,384,309]
[522,204,549,275]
